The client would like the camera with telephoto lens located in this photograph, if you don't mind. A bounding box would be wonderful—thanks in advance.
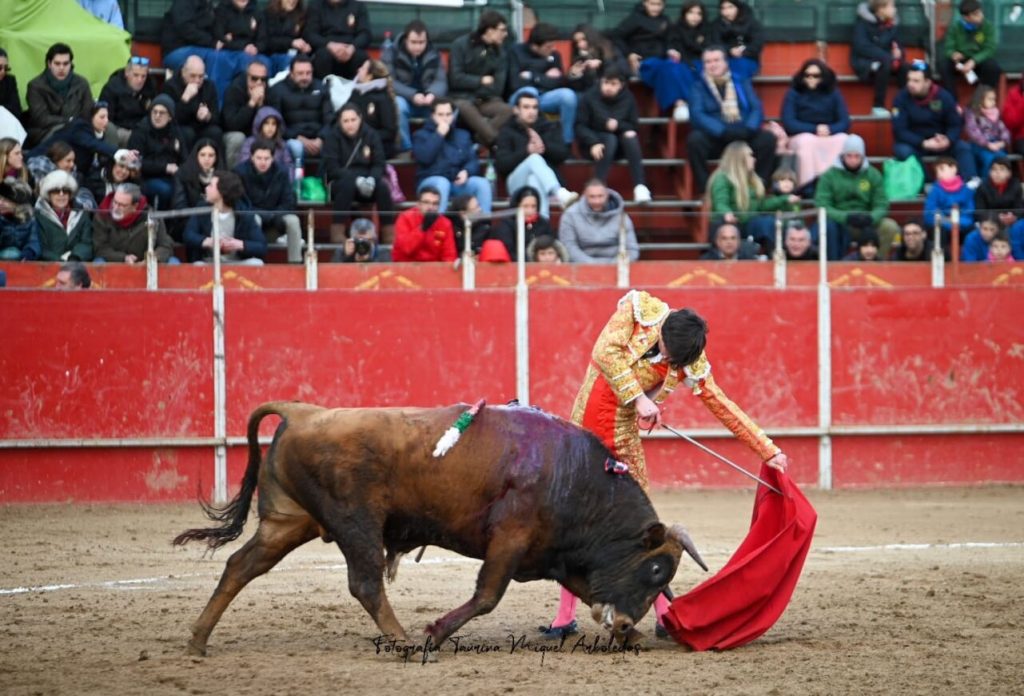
[354,238,372,257]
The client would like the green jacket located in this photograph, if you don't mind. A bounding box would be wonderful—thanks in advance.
[708,174,793,225]
[944,18,997,64]
[31,201,93,262]
[814,160,888,225]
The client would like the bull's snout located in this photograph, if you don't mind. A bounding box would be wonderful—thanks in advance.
[591,603,635,636]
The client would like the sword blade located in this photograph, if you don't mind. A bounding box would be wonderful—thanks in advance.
[661,424,783,496]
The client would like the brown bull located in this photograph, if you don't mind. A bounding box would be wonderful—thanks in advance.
[174,401,703,655]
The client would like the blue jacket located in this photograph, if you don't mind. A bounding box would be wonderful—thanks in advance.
[412,120,480,184]
[924,181,975,232]
[892,84,962,147]
[689,75,763,138]
[781,88,851,136]
[960,229,990,261]
[184,202,267,261]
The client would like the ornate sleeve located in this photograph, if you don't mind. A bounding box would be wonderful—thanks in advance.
[689,356,781,461]
[591,301,645,405]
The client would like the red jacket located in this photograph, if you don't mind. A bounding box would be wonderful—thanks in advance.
[1001,84,1024,142]
[392,208,457,262]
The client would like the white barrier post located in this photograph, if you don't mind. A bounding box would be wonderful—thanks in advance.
[616,208,630,289]
[305,208,318,290]
[145,214,158,290]
[817,206,832,490]
[515,206,529,405]
[211,211,227,503]
[462,216,475,290]
[772,213,786,288]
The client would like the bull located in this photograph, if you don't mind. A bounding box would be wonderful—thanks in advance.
[174,401,705,656]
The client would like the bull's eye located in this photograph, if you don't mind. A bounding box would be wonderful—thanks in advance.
[651,563,661,575]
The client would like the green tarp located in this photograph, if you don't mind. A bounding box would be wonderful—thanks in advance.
[0,0,131,108]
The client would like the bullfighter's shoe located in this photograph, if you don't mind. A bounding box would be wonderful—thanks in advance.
[538,620,578,639]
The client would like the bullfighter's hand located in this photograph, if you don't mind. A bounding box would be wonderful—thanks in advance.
[766,452,788,473]
[635,394,661,431]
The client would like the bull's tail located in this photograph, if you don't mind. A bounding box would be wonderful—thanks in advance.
[172,402,292,550]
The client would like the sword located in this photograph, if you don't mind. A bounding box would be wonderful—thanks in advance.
[661,424,783,496]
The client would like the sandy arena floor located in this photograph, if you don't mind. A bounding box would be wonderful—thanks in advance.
[1,486,1022,695]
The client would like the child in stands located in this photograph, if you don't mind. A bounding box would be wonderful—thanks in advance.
[974,157,1023,230]
[923,156,975,248]
[964,85,1010,179]
[961,217,1001,262]
[987,230,1015,262]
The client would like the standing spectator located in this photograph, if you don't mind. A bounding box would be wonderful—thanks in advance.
[161,0,254,93]
[700,221,759,260]
[890,219,933,260]
[447,10,514,148]
[321,102,392,243]
[782,220,818,260]
[77,0,124,29]
[392,185,457,262]
[939,0,1001,101]
[687,45,776,194]
[214,0,265,68]
[567,25,627,95]
[489,186,555,261]
[781,59,851,188]
[174,137,223,212]
[851,0,909,116]
[814,134,901,259]
[892,60,976,183]
[29,169,93,262]
[0,49,24,124]
[100,57,159,146]
[184,169,266,264]
[235,138,302,263]
[383,20,447,155]
[0,175,36,260]
[974,157,1022,228]
[128,95,185,211]
[708,0,763,79]
[258,0,311,76]
[238,107,295,179]
[961,217,1002,262]
[642,1,709,122]
[413,98,491,213]
[494,92,576,219]
[576,68,651,204]
[55,261,92,289]
[924,156,975,248]
[963,85,1010,180]
[268,54,331,175]
[609,0,671,78]
[222,60,270,167]
[304,0,371,79]
[509,23,578,145]
[93,183,177,264]
[29,102,118,182]
[350,60,399,159]
[25,43,94,147]
[559,179,639,263]
[162,56,223,150]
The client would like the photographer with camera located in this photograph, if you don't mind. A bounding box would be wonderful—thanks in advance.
[332,216,379,262]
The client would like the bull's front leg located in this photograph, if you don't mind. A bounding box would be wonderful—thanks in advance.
[425,529,530,646]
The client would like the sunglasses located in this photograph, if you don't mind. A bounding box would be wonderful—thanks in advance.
[130,56,151,66]
[248,74,267,82]
[803,71,822,78]
[52,187,73,195]
[910,59,929,72]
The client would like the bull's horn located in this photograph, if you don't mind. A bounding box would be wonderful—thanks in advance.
[669,524,709,572]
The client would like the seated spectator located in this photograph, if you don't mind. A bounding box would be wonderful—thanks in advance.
[321,102,392,243]
[892,60,976,184]
[495,92,576,219]
[559,179,639,263]
[333,216,379,262]
[0,138,34,191]
[568,25,628,95]
[222,61,271,168]
[77,0,124,29]
[448,11,514,148]
[509,23,578,145]
[238,107,295,179]
[258,0,312,76]
[528,234,569,263]
[0,48,23,124]
[26,43,95,147]
[26,141,97,211]
[577,68,651,204]
[1001,78,1024,156]
[29,169,93,262]
[687,45,776,194]
[55,261,92,289]
[771,167,800,199]
[413,98,491,213]
[939,0,1001,101]
[974,157,1022,228]
[646,1,708,122]
[0,175,37,260]
[268,55,331,175]
[89,148,142,203]
[392,185,456,262]
[214,0,266,69]
[708,141,799,253]
[708,0,763,79]
[304,0,371,79]
[100,57,159,147]
[446,193,488,255]
[700,221,760,260]
[93,183,176,264]
[350,60,399,159]
[489,187,555,261]
[235,138,302,263]
[162,56,223,150]
[782,220,818,260]
[383,20,447,155]
[29,102,118,182]
[961,217,1002,262]
[781,59,851,188]
[850,0,910,116]
[987,230,1015,262]
[889,219,933,261]
[610,0,671,78]
[174,138,223,212]
[842,230,881,261]
[161,0,253,94]
[924,156,975,248]
[814,134,901,259]
[128,95,186,211]
[184,169,266,264]
[963,85,1010,180]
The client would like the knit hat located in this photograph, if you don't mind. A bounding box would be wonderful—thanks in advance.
[114,149,142,171]
[841,134,866,157]
[151,93,176,118]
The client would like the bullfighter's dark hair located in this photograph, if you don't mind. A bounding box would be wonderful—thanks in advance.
[661,309,708,369]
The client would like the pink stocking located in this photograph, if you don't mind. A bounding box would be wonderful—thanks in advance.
[551,585,579,627]
[654,593,671,623]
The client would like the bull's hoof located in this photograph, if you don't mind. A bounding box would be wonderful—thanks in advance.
[537,620,578,639]
[186,639,207,657]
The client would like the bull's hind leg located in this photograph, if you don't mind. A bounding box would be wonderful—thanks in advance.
[188,512,317,656]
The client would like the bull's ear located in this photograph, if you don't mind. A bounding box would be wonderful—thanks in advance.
[642,523,667,550]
